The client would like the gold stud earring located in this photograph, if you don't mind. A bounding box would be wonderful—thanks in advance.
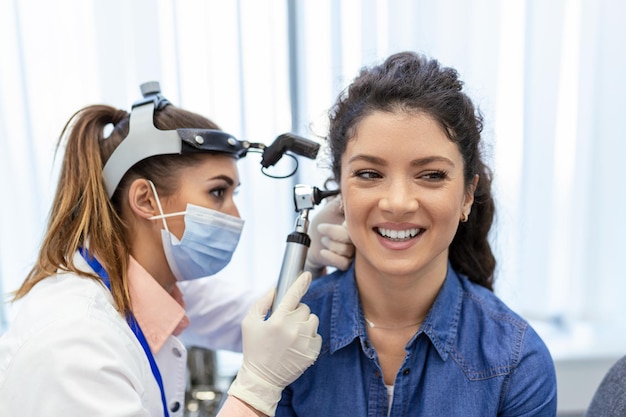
[460,212,469,223]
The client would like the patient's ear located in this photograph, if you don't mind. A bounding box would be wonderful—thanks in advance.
[463,174,479,212]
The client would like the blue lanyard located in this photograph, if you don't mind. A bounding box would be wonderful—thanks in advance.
[79,247,170,417]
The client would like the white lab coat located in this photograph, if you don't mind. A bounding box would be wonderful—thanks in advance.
[0,252,258,417]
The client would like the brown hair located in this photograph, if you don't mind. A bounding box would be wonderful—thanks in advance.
[327,52,496,290]
[13,103,220,314]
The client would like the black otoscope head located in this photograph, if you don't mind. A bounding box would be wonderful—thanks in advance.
[260,133,320,168]
[313,188,340,205]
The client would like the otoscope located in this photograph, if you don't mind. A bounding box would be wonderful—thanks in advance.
[251,133,339,312]
[243,129,339,313]
[269,185,339,313]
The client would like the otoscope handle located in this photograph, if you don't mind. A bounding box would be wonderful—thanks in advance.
[270,231,311,314]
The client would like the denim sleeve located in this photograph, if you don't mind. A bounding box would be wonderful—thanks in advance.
[585,355,626,417]
[499,325,557,416]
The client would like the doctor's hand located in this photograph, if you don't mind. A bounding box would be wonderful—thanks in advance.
[305,196,354,277]
[228,272,321,416]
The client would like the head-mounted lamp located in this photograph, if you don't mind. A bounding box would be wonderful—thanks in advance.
[102,81,251,198]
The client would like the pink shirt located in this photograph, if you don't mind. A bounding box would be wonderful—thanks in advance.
[127,256,190,353]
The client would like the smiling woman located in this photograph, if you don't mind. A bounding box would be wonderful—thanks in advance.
[341,111,477,286]
[276,52,557,417]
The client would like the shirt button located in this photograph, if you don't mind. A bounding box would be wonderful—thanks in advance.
[403,369,411,376]
[170,401,181,412]
[374,371,381,378]
[172,347,182,358]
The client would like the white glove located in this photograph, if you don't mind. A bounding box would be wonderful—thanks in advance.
[305,196,354,276]
[228,272,322,416]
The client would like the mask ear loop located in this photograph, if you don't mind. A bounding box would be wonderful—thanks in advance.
[147,180,170,232]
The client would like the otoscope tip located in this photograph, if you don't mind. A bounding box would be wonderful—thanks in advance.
[313,188,340,205]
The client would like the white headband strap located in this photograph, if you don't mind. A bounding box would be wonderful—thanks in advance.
[102,101,181,198]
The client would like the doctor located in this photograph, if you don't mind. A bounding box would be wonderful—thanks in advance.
[0,83,353,417]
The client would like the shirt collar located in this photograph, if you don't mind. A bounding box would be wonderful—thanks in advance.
[329,262,463,361]
[329,263,366,354]
[126,256,189,353]
[418,264,464,361]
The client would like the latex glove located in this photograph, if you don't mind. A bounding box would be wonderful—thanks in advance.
[304,196,354,277]
[228,272,321,416]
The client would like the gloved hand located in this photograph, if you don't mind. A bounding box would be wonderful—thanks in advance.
[304,196,354,277]
[228,272,321,416]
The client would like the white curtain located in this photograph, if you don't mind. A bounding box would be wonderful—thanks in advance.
[0,0,297,327]
[2,0,626,362]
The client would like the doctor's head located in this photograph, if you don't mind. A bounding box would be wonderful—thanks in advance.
[20,85,244,313]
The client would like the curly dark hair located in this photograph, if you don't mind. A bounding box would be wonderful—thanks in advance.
[327,51,496,290]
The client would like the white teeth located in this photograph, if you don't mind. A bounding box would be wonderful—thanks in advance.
[377,227,420,240]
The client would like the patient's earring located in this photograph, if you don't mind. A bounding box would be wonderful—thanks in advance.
[460,212,469,223]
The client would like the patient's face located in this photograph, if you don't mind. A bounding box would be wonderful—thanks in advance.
[339,110,474,280]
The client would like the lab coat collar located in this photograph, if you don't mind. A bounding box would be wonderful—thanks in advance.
[73,250,189,354]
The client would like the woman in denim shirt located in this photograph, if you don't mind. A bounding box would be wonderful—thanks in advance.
[277,52,557,417]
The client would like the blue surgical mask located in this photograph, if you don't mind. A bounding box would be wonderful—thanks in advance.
[148,181,244,281]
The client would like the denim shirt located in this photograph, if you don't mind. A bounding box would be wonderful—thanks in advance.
[277,263,557,417]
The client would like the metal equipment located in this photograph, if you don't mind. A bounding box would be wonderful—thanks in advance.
[270,185,339,313]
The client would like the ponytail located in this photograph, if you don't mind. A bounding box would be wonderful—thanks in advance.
[13,105,133,314]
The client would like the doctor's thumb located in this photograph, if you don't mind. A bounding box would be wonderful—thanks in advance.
[275,272,311,314]
[252,288,276,319]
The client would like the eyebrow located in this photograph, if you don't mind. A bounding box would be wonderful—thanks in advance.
[208,175,237,186]
[347,154,456,168]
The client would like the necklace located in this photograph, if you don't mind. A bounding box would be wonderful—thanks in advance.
[364,317,423,330]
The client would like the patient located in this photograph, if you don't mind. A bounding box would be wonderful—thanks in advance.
[276,51,557,416]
